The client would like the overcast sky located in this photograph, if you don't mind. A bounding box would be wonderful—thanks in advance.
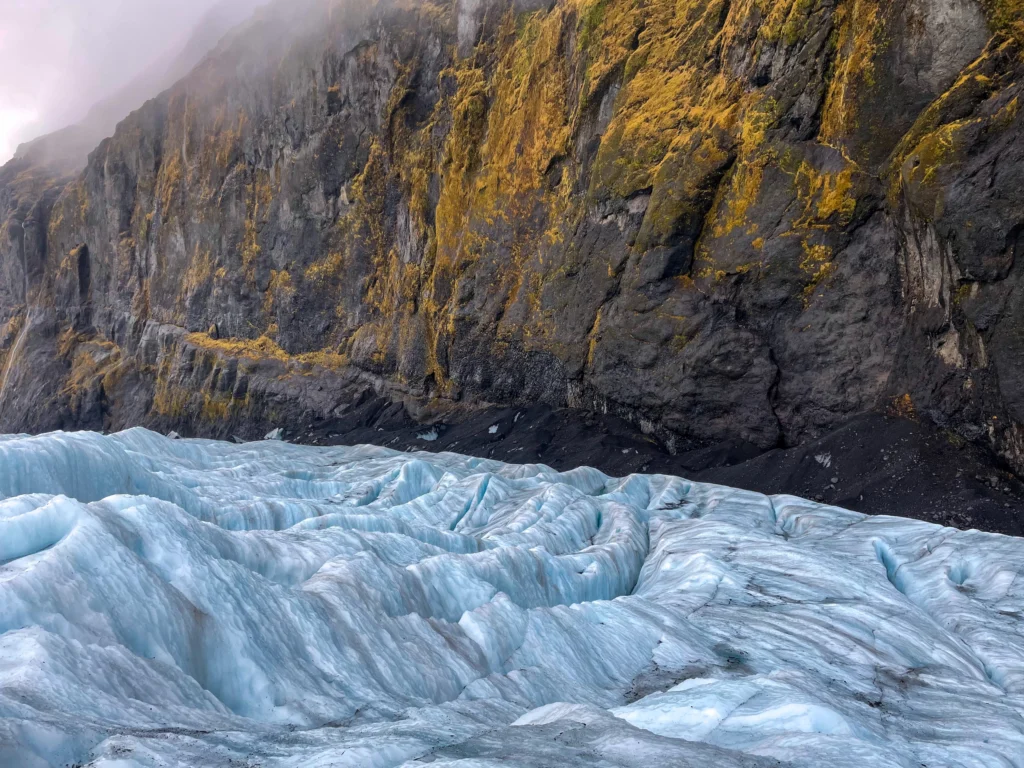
[0,0,242,163]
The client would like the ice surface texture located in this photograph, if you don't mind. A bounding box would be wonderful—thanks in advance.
[0,429,1022,767]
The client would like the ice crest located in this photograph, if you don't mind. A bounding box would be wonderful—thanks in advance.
[0,428,1022,767]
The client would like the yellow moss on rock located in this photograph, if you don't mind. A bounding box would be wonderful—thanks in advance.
[304,252,346,286]
[263,270,295,315]
[214,110,248,168]
[897,117,978,219]
[983,0,1024,43]
[200,391,252,423]
[336,0,884,386]
[60,336,123,398]
[760,0,816,46]
[241,170,273,279]
[157,150,184,213]
[186,332,291,362]
[799,239,837,307]
[135,0,938,396]
[793,160,858,228]
[889,392,917,419]
[589,0,744,201]
[181,247,215,298]
[184,331,348,372]
[818,0,884,154]
[887,37,1021,216]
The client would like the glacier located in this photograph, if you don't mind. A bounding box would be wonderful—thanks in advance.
[0,429,1022,767]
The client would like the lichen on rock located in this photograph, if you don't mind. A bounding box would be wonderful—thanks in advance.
[2,0,1024,473]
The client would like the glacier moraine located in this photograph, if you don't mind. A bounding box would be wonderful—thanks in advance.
[0,429,1022,767]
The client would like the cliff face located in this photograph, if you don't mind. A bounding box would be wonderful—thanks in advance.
[2,0,1024,469]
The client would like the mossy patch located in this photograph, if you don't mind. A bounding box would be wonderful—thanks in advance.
[982,0,1024,43]
[818,0,885,158]
[799,239,837,307]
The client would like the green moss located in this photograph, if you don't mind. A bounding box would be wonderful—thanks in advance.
[670,331,691,351]
[578,0,610,50]
[953,283,975,305]
[982,0,1024,43]
[760,0,816,46]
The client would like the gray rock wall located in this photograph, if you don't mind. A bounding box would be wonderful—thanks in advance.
[1,0,1023,471]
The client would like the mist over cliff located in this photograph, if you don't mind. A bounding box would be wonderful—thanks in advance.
[0,0,266,166]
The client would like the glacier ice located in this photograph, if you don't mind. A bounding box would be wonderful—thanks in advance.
[0,429,1022,767]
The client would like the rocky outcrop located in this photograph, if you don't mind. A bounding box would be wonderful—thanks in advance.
[1,0,1024,475]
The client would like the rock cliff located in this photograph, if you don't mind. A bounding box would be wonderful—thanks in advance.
[2,0,1024,484]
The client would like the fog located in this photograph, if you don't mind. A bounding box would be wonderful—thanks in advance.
[0,0,264,164]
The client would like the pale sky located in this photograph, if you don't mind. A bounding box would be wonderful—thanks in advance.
[0,0,252,163]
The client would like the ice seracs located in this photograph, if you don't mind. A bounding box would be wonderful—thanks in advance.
[0,428,1022,767]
